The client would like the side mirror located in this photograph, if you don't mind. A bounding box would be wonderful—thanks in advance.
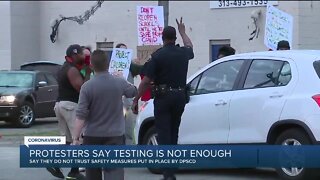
[37,81,48,88]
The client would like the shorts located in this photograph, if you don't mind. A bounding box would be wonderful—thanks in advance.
[54,101,78,143]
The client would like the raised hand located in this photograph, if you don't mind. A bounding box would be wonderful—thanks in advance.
[176,17,186,35]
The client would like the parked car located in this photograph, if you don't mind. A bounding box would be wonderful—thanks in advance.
[0,70,58,127]
[20,61,62,78]
[134,50,320,180]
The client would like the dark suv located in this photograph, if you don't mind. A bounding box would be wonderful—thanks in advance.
[0,70,58,127]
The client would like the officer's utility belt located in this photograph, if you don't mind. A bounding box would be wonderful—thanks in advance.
[154,84,185,94]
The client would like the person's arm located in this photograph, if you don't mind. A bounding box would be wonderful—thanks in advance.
[67,67,85,92]
[73,84,90,144]
[133,76,152,103]
[180,33,193,49]
[73,118,85,145]
[130,62,143,77]
[176,17,193,48]
[132,57,156,114]
[122,79,138,98]
[84,66,92,82]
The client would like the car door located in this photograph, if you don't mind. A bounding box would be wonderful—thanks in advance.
[228,58,297,143]
[34,72,51,117]
[44,73,59,117]
[179,60,246,144]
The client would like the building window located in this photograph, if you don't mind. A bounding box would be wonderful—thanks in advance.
[209,39,230,62]
[96,42,114,59]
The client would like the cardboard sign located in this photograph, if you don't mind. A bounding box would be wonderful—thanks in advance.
[109,48,133,80]
[264,5,293,50]
[137,6,164,46]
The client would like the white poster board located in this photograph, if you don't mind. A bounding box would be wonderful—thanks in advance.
[109,48,133,80]
[137,6,164,46]
[264,5,293,50]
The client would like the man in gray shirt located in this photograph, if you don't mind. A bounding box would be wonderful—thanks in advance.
[73,50,137,180]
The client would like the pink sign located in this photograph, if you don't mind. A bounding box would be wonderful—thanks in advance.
[137,6,164,46]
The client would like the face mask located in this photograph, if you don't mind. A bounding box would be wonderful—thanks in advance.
[84,55,91,66]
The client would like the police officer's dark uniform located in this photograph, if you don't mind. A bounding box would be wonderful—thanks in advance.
[145,35,194,179]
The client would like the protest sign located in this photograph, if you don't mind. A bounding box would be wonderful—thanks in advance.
[109,48,132,80]
[264,5,293,50]
[136,6,164,46]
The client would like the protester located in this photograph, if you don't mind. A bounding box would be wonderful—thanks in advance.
[132,17,194,180]
[277,40,290,50]
[73,50,137,180]
[115,43,142,84]
[46,44,89,180]
[80,46,94,78]
[83,46,92,66]
[217,46,236,59]
[139,59,153,102]
[115,43,142,144]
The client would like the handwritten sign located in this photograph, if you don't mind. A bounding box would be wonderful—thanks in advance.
[264,5,293,50]
[136,6,164,46]
[109,48,133,80]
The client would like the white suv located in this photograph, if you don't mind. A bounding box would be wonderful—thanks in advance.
[134,50,320,180]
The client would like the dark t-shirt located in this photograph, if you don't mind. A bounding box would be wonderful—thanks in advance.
[145,44,194,88]
[140,60,150,76]
[57,62,80,103]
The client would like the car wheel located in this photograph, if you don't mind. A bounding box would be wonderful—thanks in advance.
[275,128,318,180]
[14,102,35,128]
[142,126,162,174]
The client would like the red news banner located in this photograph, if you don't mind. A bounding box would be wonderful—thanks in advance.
[137,6,164,46]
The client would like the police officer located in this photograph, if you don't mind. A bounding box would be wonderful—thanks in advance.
[132,17,194,180]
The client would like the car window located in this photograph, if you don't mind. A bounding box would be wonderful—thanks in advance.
[45,73,58,86]
[278,62,292,86]
[0,73,33,88]
[313,60,320,79]
[196,60,244,95]
[36,73,47,83]
[188,75,201,95]
[244,60,284,89]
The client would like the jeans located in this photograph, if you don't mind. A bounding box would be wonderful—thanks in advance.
[83,136,125,180]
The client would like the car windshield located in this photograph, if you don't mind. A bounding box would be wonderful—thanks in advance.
[0,73,33,88]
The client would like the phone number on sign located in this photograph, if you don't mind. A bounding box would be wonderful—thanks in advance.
[217,0,270,8]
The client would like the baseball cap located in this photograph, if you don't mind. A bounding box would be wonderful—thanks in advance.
[66,44,83,57]
[277,40,290,50]
[162,26,177,40]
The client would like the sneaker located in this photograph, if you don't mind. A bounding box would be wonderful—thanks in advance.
[66,171,86,180]
[79,167,86,172]
[46,167,64,179]
[160,177,176,180]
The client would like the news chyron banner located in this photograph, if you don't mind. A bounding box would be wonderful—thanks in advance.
[20,138,320,168]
